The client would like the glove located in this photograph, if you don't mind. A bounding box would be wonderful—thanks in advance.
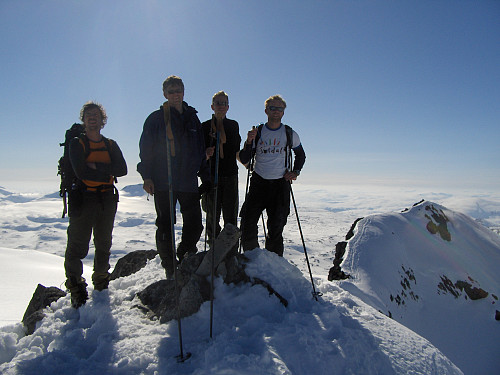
[198,181,213,198]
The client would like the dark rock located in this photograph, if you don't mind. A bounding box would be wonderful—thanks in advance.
[22,284,66,335]
[328,217,363,281]
[179,252,205,275]
[137,280,172,313]
[425,204,451,241]
[438,275,461,298]
[438,275,489,301]
[402,199,425,212]
[456,280,489,300]
[345,218,363,241]
[110,250,158,280]
[196,223,241,276]
[219,254,249,285]
[252,278,288,307]
[136,255,213,322]
[495,310,500,321]
[328,241,351,281]
[413,199,425,207]
[136,252,288,324]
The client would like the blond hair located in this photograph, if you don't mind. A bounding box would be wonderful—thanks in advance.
[265,94,286,109]
[212,90,229,104]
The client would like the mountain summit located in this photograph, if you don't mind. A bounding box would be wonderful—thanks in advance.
[331,200,500,375]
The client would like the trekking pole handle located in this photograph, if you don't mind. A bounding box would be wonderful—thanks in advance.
[251,125,256,150]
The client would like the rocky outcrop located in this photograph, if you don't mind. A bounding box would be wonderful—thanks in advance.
[110,249,158,280]
[22,249,158,335]
[425,204,451,241]
[135,251,289,323]
[327,241,350,281]
[438,275,489,300]
[22,284,67,335]
[23,226,287,333]
[328,218,362,281]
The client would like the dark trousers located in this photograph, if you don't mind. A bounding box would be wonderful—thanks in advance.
[65,191,118,284]
[202,174,238,242]
[240,173,290,256]
[154,190,203,271]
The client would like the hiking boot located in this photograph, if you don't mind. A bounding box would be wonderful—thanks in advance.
[177,243,198,262]
[71,286,88,308]
[92,272,110,291]
[183,251,197,260]
[65,277,88,308]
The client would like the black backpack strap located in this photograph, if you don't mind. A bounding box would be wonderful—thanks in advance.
[284,125,293,149]
[102,136,113,152]
[79,134,113,156]
[78,134,91,159]
[254,123,264,146]
[101,136,118,183]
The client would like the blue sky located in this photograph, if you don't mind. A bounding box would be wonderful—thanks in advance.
[1,0,499,191]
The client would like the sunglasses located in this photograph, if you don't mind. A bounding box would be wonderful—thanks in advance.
[167,89,184,95]
[213,101,228,106]
[268,106,285,112]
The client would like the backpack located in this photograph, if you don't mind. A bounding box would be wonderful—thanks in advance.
[57,123,115,217]
[58,123,85,217]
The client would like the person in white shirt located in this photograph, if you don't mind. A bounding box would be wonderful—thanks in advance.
[239,95,306,256]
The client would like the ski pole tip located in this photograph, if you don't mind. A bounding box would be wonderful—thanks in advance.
[175,352,192,363]
[312,291,323,301]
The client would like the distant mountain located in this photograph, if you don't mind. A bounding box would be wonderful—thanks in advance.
[331,200,500,375]
[0,186,13,196]
[0,186,36,203]
[42,184,147,199]
[43,192,61,199]
[120,183,147,197]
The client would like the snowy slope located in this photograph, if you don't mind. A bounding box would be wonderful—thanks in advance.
[338,201,500,375]
[1,185,499,374]
[0,248,462,375]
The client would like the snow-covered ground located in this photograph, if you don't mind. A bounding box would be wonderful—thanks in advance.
[0,183,499,374]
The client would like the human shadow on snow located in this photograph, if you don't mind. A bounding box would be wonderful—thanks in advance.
[14,292,119,375]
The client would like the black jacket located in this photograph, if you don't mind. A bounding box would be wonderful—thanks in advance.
[201,116,241,177]
[69,135,127,186]
[137,102,210,192]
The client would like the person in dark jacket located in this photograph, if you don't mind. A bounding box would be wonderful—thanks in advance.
[65,101,128,308]
[239,95,305,256]
[137,75,211,278]
[201,91,241,252]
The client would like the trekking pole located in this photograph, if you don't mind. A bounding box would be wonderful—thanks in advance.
[261,214,267,243]
[204,136,214,253]
[289,182,322,301]
[209,127,221,339]
[204,157,210,253]
[165,103,190,362]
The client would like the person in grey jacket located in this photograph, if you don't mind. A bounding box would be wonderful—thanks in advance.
[137,75,211,278]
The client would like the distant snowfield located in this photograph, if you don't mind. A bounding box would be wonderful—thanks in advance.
[0,183,499,374]
[0,248,92,327]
